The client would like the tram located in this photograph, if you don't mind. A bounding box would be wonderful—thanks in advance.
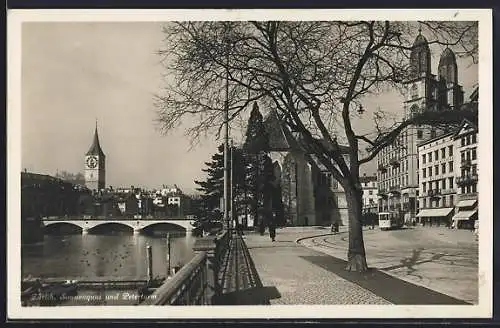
[378,212,404,230]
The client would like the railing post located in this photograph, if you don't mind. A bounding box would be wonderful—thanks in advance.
[146,245,153,283]
[193,230,228,304]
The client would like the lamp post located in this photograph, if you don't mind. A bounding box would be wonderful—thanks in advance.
[230,139,234,231]
[223,26,232,232]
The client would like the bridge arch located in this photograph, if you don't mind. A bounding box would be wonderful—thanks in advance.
[140,221,189,234]
[87,222,135,234]
[43,221,84,234]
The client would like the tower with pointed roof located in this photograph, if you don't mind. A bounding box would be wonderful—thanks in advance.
[84,122,106,192]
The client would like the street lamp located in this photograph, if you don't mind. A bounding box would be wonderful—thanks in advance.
[223,25,234,232]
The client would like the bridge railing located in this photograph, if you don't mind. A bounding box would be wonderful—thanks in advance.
[142,229,231,305]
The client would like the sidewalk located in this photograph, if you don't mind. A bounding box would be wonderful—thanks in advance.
[243,229,389,305]
[242,227,470,305]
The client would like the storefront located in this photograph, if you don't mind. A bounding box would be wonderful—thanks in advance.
[452,209,478,229]
[416,207,454,227]
[453,199,478,230]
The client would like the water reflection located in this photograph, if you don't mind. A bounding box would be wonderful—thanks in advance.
[22,232,196,279]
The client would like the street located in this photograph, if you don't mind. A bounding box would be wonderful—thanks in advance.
[299,226,478,304]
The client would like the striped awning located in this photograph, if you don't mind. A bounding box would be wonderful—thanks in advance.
[452,210,478,221]
[456,199,477,208]
[416,207,454,218]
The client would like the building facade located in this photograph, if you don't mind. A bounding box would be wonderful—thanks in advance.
[360,174,378,214]
[84,123,106,192]
[416,133,456,226]
[377,32,464,224]
[452,119,478,229]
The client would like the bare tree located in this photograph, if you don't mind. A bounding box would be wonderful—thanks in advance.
[156,20,478,272]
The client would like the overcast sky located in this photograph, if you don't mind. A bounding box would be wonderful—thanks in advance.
[21,22,478,193]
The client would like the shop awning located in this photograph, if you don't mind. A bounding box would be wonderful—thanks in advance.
[416,208,454,218]
[456,199,477,208]
[452,210,478,221]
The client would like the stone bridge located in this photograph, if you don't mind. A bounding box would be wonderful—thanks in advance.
[42,218,194,234]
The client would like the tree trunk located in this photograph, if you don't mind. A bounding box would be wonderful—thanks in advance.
[344,184,368,272]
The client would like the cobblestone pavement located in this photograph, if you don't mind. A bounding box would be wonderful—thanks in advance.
[299,226,478,304]
[243,228,390,305]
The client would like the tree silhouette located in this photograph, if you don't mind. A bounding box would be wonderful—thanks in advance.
[156,21,477,271]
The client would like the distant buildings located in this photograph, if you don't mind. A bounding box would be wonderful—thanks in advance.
[377,31,472,225]
[360,174,378,214]
[415,119,478,228]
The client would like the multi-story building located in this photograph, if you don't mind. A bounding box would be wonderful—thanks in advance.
[452,119,478,229]
[360,174,378,214]
[416,133,456,226]
[377,31,465,224]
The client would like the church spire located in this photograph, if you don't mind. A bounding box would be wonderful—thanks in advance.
[86,121,105,157]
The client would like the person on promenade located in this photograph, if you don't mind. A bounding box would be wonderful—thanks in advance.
[269,221,276,242]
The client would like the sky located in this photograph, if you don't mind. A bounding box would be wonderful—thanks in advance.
[21,22,478,193]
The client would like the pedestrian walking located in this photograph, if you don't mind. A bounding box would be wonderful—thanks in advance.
[269,222,276,242]
[304,216,309,226]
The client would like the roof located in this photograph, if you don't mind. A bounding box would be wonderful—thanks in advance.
[263,109,294,151]
[86,125,105,157]
[360,175,377,183]
[439,48,457,67]
[417,130,455,148]
[413,34,429,47]
[452,118,478,138]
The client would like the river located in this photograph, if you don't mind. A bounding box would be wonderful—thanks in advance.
[21,232,196,280]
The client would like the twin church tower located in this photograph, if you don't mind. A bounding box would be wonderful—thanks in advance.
[84,122,106,192]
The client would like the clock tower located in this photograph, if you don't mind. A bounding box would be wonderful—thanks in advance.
[85,122,106,192]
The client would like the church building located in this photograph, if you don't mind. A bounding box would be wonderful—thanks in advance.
[84,123,106,192]
[263,110,349,227]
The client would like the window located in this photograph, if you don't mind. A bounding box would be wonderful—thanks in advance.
[472,149,477,160]
[441,148,446,159]
[422,168,426,178]
[428,167,432,177]
[448,177,454,189]
[434,165,439,176]
[431,130,437,138]
[434,150,439,160]
[472,134,477,144]
[450,195,454,206]
[428,153,432,162]
[448,146,453,157]
[442,179,446,189]
[461,186,465,193]
[472,184,477,193]
[461,152,465,162]
[422,154,426,164]
[461,137,465,147]
[449,161,453,173]
[423,198,427,208]
[441,163,446,174]
[417,130,423,139]
[467,135,471,145]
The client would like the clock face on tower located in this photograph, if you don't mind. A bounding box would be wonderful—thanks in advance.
[86,156,98,169]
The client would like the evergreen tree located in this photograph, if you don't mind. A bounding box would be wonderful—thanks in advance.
[194,143,249,229]
[243,102,270,231]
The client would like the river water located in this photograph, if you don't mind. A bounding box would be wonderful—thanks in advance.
[21,232,196,280]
